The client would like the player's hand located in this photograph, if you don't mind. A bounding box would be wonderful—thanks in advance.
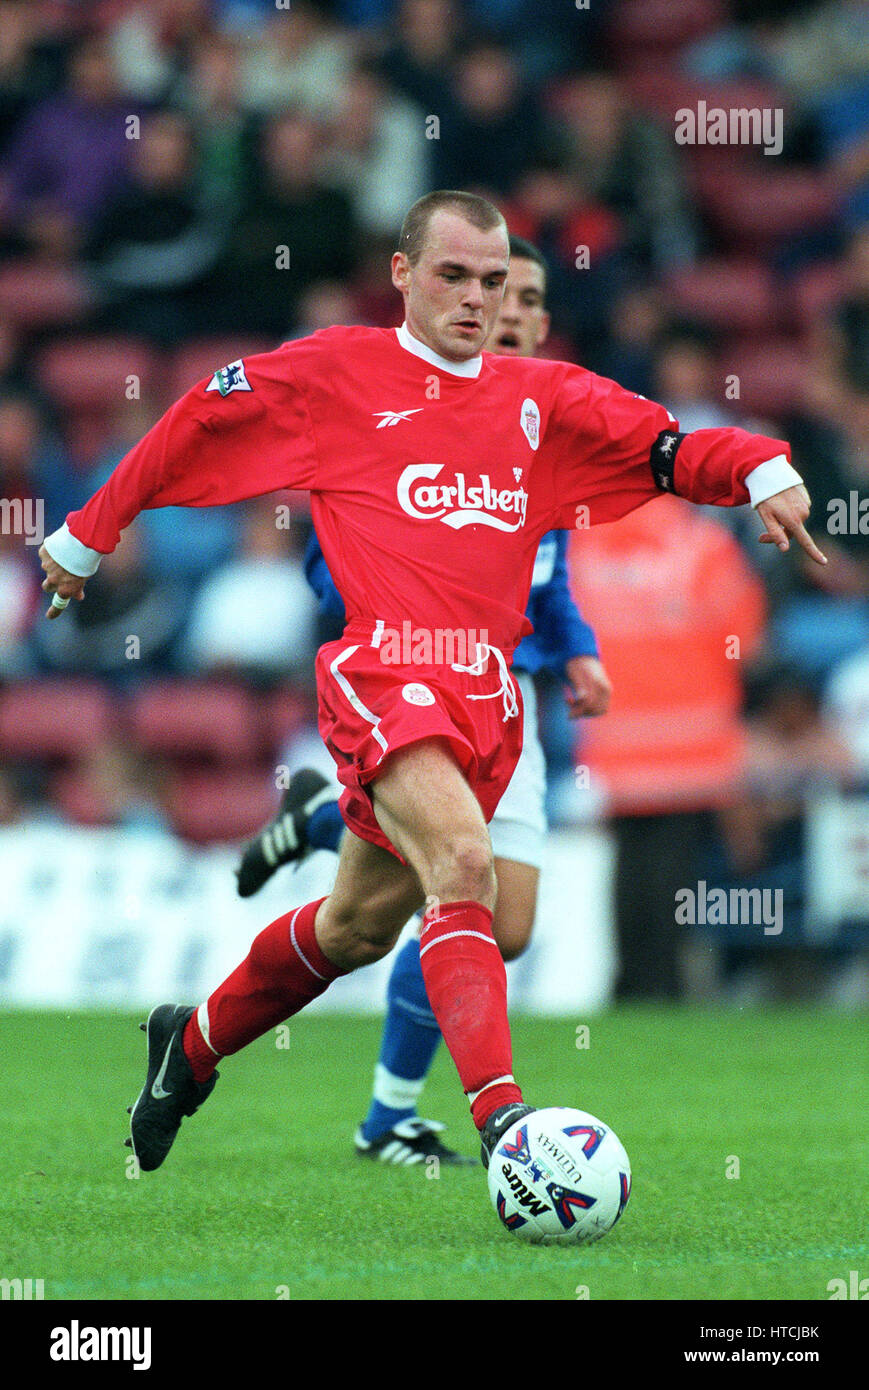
[564,655,612,718]
[756,484,827,565]
[39,543,86,619]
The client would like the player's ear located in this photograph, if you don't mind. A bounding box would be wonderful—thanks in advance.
[536,310,551,350]
[391,251,410,293]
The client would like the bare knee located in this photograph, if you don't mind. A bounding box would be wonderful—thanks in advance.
[492,900,534,961]
[428,833,496,909]
[316,890,418,971]
[496,926,531,963]
[491,859,538,961]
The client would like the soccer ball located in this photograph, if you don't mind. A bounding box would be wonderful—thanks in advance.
[487,1107,631,1245]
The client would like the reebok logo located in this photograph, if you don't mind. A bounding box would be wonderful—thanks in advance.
[397,464,528,532]
[373,409,423,428]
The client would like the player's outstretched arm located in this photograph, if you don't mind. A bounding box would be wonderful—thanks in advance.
[548,368,826,568]
[39,350,320,615]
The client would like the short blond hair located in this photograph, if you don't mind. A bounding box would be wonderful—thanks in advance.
[397,191,507,265]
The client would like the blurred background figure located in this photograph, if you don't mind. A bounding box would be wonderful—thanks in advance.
[35,525,185,682]
[85,109,224,346]
[713,664,857,1002]
[206,109,360,336]
[2,28,129,260]
[568,494,768,1000]
[181,500,318,685]
[238,0,355,119]
[824,637,869,781]
[321,59,429,237]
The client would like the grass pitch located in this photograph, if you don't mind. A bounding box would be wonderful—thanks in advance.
[1,1007,866,1301]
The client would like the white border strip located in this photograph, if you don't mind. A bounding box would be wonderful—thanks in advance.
[289,903,328,982]
[329,644,389,761]
[419,929,500,958]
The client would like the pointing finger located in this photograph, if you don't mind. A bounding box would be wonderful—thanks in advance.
[793,522,827,566]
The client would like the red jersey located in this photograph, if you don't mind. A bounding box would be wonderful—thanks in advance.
[58,324,795,657]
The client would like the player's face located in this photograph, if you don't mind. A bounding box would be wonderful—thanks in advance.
[487,258,550,357]
[392,210,510,361]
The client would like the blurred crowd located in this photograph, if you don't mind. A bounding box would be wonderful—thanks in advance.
[0,0,867,994]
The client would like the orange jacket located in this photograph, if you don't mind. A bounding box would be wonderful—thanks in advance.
[568,495,767,815]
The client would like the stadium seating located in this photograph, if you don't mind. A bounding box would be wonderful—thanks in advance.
[263,684,311,754]
[126,680,261,764]
[163,768,282,844]
[718,339,811,417]
[0,260,90,332]
[34,334,165,464]
[665,258,780,336]
[789,261,846,335]
[0,679,115,759]
[606,0,725,68]
[36,336,163,413]
[695,166,837,251]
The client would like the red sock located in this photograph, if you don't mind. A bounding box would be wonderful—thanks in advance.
[418,900,523,1130]
[183,897,343,1080]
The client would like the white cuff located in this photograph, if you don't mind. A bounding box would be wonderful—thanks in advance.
[42,522,104,577]
[745,454,803,508]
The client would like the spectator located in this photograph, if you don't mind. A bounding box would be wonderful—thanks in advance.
[653,322,733,433]
[824,225,869,391]
[379,0,464,116]
[824,639,869,779]
[175,33,253,215]
[182,501,319,684]
[351,234,406,327]
[785,376,869,603]
[469,0,606,83]
[85,108,224,346]
[505,153,626,355]
[238,1,355,119]
[291,280,361,335]
[0,390,72,525]
[1,28,130,259]
[207,110,360,337]
[322,59,430,237]
[590,283,667,395]
[554,72,698,274]
[653,323,784,584]
[35,525,185,681]
[0,0,67,159]
[432,37,544,197]
[107,0,213,103]
[0,524,39,676]
[567,496,768,999]
[713,664,856,1001]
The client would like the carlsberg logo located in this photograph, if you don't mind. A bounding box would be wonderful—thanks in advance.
[397,464,528,531]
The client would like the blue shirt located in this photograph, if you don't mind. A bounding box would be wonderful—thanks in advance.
[304,528,598,679]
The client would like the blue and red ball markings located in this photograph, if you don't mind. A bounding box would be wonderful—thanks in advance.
[496,1190,528,1230]
[561,1123,605,1158]
[612,1171,632,1226]
[545,1182,597,1230]
[498,1123,532,1166]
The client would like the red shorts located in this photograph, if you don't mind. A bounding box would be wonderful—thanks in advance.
[315,619,524,858]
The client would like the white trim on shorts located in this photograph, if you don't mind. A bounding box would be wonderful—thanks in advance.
[328,644,390,762]
[488,669,547,869]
